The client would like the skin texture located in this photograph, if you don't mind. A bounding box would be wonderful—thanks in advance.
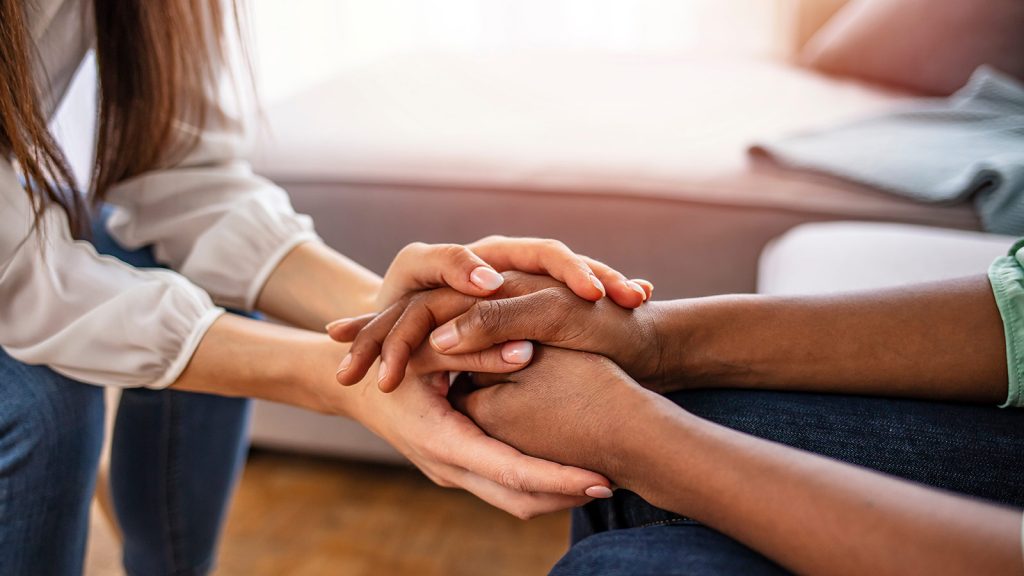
[170,238,652,518]
[650,276,1008,403]
[455,347,1024,576]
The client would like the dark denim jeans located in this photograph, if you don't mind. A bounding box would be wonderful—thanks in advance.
[0,210,251,576]
[552,389,1024,575]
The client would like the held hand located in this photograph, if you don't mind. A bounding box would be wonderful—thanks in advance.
[333,273,574,391]
[428,286,665,384]
[450,346,658,486]
[345,340,615,518]
[368,237,652,314]
[331,271,661,392]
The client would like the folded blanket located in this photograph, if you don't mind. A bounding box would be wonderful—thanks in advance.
[751,66,1024,234]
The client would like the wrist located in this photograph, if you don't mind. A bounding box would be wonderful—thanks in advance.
[258,241,383,331]
[646,296,760,393]
[298,338,364,418]
[643,300,701,391]
[611,393,708,510]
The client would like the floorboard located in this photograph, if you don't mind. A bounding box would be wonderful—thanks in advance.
[87,449,572,575]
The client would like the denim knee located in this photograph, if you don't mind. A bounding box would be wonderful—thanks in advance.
[552,524,787,576]
[0,349,105,575]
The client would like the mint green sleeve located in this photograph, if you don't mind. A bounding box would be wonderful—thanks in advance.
[987,238,1024,408]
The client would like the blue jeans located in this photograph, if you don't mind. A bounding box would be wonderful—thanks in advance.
[552,390,1024,575]
[0,211,251,576]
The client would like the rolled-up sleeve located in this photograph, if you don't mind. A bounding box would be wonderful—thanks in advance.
[0,161,224,388]
[103,99,321,312]
[987,238,1024,408]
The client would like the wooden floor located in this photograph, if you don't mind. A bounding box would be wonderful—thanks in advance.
[86,449,571,576]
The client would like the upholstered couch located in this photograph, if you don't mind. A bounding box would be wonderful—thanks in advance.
[759,222,1013,296]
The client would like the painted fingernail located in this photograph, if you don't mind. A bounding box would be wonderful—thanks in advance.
[627,281,647,301]
[589,274,606,297]
[585,486,614,499]
[634,279,654,298]
[336,354,352,375]
[377,361,389,383]
[470,266,505,291]
[325,318,350,332]
[431,324,460,351]
[501,341,533,364]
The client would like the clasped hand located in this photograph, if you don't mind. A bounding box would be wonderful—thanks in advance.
[326,237,653,519]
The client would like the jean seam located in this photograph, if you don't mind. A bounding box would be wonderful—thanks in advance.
[152,392,188,574]
[635,517,698,529]
[167,393,188,573]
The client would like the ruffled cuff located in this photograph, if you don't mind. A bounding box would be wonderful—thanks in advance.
[177,189,322,311]
[149,304,226,389]
[32,264,227,389]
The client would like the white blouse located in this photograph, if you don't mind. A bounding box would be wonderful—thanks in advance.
[0,0,320,388]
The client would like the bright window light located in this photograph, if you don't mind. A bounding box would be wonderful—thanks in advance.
[251,0,789,101]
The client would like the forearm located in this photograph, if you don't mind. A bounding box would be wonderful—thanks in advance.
[652,276,1008,403]
[617,396,1023,576]
[256,241,382,331]
[170,313,355,416]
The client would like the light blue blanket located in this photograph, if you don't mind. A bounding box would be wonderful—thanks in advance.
[751,67,1024,234]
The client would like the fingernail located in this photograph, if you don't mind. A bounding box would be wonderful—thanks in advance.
[325,318,350,332]
[336,354,352,374]
[627,281,647,301]
[431,324,460,351]
[585,486,613,499]
[589,274,606,297]
[377,361,389,383]
[634,279,654,297]
[501,341,533,364]
[470,266,505,291]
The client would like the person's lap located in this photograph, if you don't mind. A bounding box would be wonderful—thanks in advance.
[0,209,251,576]
[553,389,1024,576]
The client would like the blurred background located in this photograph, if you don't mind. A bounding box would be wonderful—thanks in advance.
[250,0,790,103]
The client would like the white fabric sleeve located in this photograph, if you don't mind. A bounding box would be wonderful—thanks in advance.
[104,94,321,311]
[0,161,225,389]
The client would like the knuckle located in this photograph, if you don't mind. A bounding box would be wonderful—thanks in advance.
[497,466,527,492]
[531,288,573,317]
[475,234,507,247]
[541,238,569,253]
[432,474,456,489]
[350,332,382,356]
[470,300,505,334]
[441,243,473,263]
[381,336,413,361]
[398,242,429,259]
[510,503,537,521]
[535,287,566,304]
[423,469,455,488]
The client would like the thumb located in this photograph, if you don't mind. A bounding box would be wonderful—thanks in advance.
[380,243,504,307]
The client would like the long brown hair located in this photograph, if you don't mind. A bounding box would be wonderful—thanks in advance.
[0,0,244,238]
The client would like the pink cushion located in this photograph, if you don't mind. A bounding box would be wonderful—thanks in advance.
[802,0,1024,95]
